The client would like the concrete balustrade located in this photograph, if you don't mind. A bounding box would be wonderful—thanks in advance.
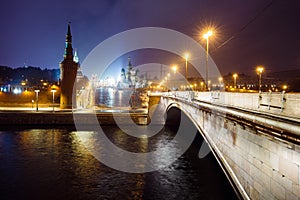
[167,91,300,120]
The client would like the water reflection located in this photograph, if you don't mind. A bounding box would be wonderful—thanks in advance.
[96,88,133,108]
[0,127,237,200]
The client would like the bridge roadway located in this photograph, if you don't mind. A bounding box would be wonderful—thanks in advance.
[149,91,300,200]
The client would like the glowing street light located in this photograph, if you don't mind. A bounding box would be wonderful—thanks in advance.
[218,77,223,89]
[233,73,238,89]
[218,76,223,83]
[172,65,177,89]
[184,53,189,80]
[34,90,40,111]
[282,85,288,91]
[203,30,213,90]
[51,89,56,112]
[200,81,204,91]
[172,65,177,75]
[256,66,264,92]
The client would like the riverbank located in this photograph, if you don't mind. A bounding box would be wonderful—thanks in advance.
[0,109,149,126]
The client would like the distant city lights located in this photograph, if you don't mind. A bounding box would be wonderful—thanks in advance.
[13,88,22,94]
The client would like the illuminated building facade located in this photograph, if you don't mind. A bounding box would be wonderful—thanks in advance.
[118,57,141,89]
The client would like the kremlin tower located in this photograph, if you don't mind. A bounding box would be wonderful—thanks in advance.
[60,23,78,109]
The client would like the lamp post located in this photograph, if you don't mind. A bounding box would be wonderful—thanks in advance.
[184,53,189,81]
[208,80,211,91]
[256,66,264,92]
[172,65,177,89]
[34,90,40,111]
[167,73,170,90]
[203,30,213,90]
[172,65,177,76]
[218,77,223,89]
[51,89,56,112]
[164,76,168,90]
[233,73,238,89]
[200,81,204,91]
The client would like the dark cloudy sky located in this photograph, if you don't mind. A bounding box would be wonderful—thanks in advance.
[0,0,299,76]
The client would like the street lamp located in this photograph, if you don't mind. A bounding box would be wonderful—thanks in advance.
[172,65,177,89]
[203,30,213,90]
[51,89,56,112]
[218,77,223,89]
[200,81,204,91]
[184,53,189,81]
[172,65,177,75]
[256,66,264,92]
[282,85,288,91]
[34,90,40,111]
[233,73,238,89]
[167,73,170,90]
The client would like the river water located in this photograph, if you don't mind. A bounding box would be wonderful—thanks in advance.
[0,125,237,200]
[96,88,134,107]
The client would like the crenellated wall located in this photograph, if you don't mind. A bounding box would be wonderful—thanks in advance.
[158,92,300,200]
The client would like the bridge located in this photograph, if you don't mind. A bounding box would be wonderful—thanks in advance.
[149,91,300,200]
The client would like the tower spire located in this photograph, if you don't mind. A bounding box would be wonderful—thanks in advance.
[73,48,79,63]
[128,56,132,67]
[64,22,73,60]
[67,21,71,36]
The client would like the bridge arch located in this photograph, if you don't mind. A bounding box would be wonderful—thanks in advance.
[165,101,207,140]
[163,102,243,199]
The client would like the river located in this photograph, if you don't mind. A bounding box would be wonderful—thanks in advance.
[0,125,237,200]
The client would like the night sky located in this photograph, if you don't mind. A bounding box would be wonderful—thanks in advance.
[0,0,299,78]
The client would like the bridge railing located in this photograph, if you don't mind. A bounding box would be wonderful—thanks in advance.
[163,91,300,119]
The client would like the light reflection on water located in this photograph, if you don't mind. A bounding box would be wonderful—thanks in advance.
[0,126,237,200]
[96,88,133,107]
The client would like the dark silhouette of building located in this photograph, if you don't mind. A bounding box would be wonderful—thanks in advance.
[60,23,78,109]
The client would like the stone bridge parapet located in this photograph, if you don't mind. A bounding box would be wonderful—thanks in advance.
[157,91,300,200]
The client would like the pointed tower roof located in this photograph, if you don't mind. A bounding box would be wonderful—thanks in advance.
[73,48,79,63]
[64,22,73,60]
[129,56,133,65]
[127,56,132,69]
[67,22,71,36]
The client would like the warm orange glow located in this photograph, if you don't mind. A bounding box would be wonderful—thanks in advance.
[203,30,213,39]
[282,85,288,90]
[172,65,177,73]
[233,73,238,78]
[256,66,264,74]
[184,52,189,60]
[51,85,59,92]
